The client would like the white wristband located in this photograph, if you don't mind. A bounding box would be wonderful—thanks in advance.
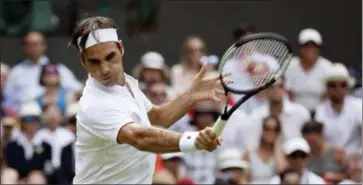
[179,131,199,153]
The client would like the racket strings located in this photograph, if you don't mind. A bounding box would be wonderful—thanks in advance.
[231,39,290,88]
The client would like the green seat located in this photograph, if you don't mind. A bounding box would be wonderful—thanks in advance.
[30,0,58,34]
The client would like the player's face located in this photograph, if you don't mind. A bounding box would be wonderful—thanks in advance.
[82,41,124,87]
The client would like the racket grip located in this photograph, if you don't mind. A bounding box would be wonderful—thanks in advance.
[212,117,227,137]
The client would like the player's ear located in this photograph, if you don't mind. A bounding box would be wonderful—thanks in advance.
[118,40,124,56]
[79,54,86,67]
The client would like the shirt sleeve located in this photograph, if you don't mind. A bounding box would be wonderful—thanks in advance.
[58,64,83,92]
[82,104,134,143]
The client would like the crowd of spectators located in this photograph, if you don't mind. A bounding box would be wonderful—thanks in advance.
[1,23,362,185]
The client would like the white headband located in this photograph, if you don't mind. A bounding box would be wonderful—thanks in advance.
[77,28,118,52]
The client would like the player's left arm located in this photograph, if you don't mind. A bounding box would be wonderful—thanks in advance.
[148,91,196,128]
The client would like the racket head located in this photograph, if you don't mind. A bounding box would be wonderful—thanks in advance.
[219,32,293,94]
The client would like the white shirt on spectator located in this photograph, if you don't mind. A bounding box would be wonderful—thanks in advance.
[315,96,362,155]
[285,56,332,110]
[73,74,156,184]
[248,98,311,150]
[170,64,198,94]
[34,127,75,168]
[3,56,83,110]
[339,179,360,184]
[269,169,325,184]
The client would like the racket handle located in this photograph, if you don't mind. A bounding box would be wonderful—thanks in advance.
[212,117,227,137]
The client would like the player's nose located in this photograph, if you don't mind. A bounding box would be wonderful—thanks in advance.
[100,62,111,75]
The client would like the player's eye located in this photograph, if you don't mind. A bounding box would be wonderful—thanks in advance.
[105,52,116,61]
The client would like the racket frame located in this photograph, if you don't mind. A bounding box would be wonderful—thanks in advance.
[218,32,293,120]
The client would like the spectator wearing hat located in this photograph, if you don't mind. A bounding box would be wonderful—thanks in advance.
[243,115,286,184]
[249,78,310,149]
[339,152,362,184]
[171,36,206,94]
[35,104,74,184]
[133,51,176,99]
[59,101,79,184]
[3,31,82,112]
[269,137,325,184]
[285,28,333,111]
[217,148,249,184]
[36,63,76,115]
[315,63,361,155]
[301,121,345,184]
[279,168,302,184]
[161,152,195,184]
[5,101,52,179]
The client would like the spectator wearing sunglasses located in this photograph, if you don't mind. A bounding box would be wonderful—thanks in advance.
[302,121,346,184]
[269,137,325,184]
[315,63,362,155]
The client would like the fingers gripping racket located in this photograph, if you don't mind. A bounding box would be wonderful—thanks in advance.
[213,33,293,137]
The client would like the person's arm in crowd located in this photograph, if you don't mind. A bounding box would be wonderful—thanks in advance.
[148,64,224,128]
[274,137,288,173]
[58,64,84,92]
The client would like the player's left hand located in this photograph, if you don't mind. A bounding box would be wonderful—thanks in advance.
[188,63,232,103]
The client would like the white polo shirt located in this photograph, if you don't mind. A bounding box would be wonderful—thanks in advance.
[248,98,311,149]
[269,169,325,184]
[315,96,362,155]
[73,74,156,184]
[285,56,332,110]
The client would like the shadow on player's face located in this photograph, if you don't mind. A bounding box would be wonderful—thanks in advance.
[81,41,124,87]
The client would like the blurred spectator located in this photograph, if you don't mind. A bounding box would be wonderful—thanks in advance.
[60,101,79,184]
[243,116,285,183]
[174,101,219,184]
[279,169,302,184]
[232,23,256,41]
[1,62,17,117]
[161,152,195,184]
[249,78,310,148]
[1,167,20,184]
[269,137,325,184]
[152,169,176,184]
[339,152,362,184]
[133,51,176,99]
[285,28,333,111]
[315,63,362,155]
[145,82,170,105]
[5,101,51,179]
[217,148,249,184]
[2,117,20,145]
[301,121,345,183]
[3,31,82,112]
[36,63,75,115]
[25,170,47,184]
[171,36,205,94]
[35,104,75,184]
[214,172,239,185]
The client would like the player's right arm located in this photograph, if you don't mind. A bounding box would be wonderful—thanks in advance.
[118,123,219,153]
[82,103,220,154]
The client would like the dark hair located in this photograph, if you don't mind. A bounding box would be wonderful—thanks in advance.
[70,16,119,53]
[301,120,324,134]
[232,23,256,41]
[39,63,60,86]
[279,168,302,181]
[262,115,281,133]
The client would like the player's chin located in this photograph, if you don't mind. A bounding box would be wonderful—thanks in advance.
[101,78,116,87]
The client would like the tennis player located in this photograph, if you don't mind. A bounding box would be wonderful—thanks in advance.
[69,16,226,184]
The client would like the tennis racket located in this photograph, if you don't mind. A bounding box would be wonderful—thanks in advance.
[213,32,293,137]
